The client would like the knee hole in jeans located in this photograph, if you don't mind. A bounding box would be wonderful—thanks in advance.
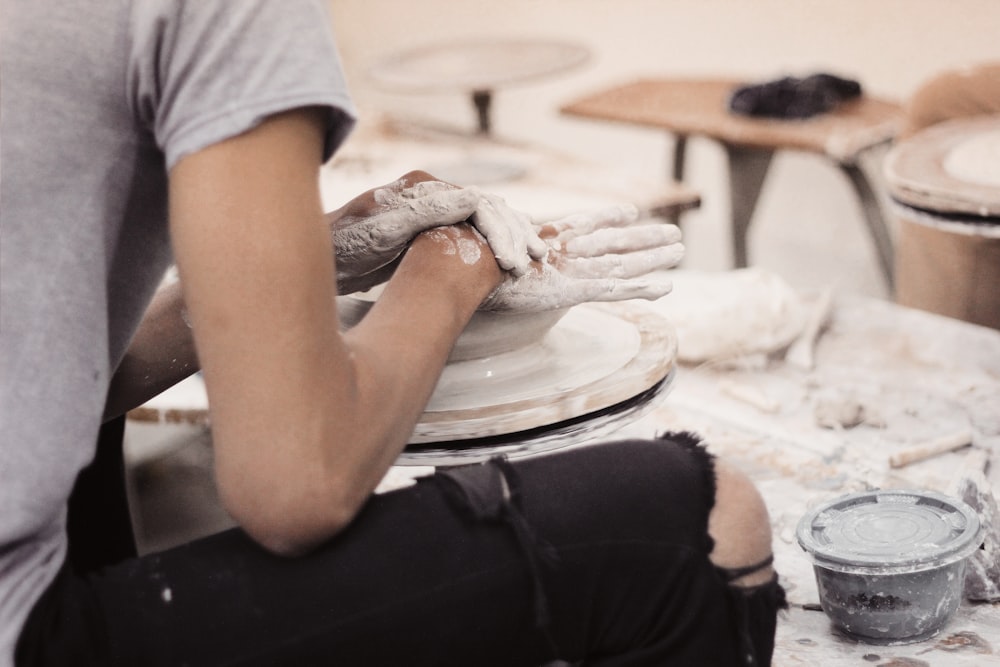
[707,460,774,588]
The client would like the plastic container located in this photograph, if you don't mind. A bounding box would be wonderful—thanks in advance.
[797,489,983,644]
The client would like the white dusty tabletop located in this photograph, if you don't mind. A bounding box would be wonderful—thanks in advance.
[615,285,1000,665]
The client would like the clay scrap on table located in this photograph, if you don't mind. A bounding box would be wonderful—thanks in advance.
[961,473,1000,601]
[647,268,807,365]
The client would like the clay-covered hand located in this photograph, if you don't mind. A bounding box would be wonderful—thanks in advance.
[327,171,481,294]
[480,204,684,312]
[327,171,547,294]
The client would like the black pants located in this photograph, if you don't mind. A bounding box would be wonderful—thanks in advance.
[18,435,785,666]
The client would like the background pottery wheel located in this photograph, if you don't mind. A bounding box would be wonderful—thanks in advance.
[884,114,1000,217]
[885,114,1000,330]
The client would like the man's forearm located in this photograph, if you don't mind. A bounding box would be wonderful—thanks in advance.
[103,278,200,421]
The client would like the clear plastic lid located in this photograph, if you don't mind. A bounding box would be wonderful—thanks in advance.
[796,489,983,574]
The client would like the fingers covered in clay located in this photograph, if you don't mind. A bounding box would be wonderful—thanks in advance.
[560,223,683,258]
[480,264,674,312]
[559,243,686,279]
[470,191,548,276]
[572,275,674,303]
[542,203,641,241]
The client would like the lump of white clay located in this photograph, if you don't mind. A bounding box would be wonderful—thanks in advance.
[646,268,806,363]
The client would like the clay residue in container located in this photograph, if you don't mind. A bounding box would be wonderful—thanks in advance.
[845,593,912,612]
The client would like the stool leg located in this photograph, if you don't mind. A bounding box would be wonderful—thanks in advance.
[840,162,895,290]
[472,89,493,135]
[725,146,774,268]
[663,134,689,227]
[670,134,688,183]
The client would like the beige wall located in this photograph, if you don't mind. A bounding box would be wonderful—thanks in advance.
[330,0,997,141]
[326,1,1000,295]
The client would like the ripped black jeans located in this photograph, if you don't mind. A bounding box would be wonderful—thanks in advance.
[18,436,785,667]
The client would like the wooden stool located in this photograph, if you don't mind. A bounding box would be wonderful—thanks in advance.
[561,78,904,286]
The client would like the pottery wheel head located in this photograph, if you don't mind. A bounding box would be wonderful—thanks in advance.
[338,288,570,362]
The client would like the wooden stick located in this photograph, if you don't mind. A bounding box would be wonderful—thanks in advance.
[718,379,780,414]
[889,429,974,468]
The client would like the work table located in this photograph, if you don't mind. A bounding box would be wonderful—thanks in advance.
[621,291,1000,665]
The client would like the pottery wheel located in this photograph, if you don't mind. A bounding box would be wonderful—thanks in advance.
[129,303,678,465]
[885,114,1000,217]
[400,301,678,465]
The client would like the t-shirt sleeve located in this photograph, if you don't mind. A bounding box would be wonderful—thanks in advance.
[127,0,356,170]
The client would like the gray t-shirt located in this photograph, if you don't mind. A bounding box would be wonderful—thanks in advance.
[0,0,355,660]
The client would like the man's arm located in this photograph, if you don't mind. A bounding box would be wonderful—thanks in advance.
[103,279,198,421]
[105,172,480,419]
[169,107,501,556]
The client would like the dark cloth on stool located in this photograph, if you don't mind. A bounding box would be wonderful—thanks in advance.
[728,73,862,119]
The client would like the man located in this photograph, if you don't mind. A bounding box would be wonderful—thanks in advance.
[2,1,782,665]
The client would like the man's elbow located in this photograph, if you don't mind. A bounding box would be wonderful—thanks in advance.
[219,477,361,558]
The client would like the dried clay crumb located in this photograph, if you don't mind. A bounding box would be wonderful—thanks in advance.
[814,397,884,429]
